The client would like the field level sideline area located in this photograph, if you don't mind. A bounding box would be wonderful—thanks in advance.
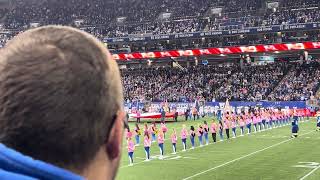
[118,118,320,180]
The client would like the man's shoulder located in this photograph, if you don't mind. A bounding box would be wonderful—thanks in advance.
[0,169,37,180]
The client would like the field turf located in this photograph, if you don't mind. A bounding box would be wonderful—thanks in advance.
[117,117,320,180]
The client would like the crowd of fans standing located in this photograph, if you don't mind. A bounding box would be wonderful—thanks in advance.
[122,61,320,103]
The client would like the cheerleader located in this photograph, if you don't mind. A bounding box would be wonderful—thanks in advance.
[284,112,290,126]
[171,129,177,154]
[231,119,237,138]
[224,120,230,139]
[239,116,245,136]
[197,125,204,147]
[257,112,262,132]
[283,112,288,126]
[211,120,217,143]
[127,137,135,166]
[144,123,149,135]
[270,112,276,129]
[151,122,158,142]
[190,126,196,149]
[181,125,188,151]
[161,122,168,138]
[275,112,280,127]
[279,112,284,127]
[275,112,280,128]
[218,121,224,141]
[288,111,292,125]
[158,130,165,159]
[126,127,133,140]
[144,133,151,161]
[246,113,252,134]
[281,111,286,126]
[265,112,271,130]
[261,110,266,131]
[252,113,258,133]
[134,124,141,146]
[316,112,320,131]
[284,112,289,126]
[203,121,209,145]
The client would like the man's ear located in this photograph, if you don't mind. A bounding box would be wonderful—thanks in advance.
[106,111,125,160]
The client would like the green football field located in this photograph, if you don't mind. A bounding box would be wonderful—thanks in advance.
[117,117,320,180]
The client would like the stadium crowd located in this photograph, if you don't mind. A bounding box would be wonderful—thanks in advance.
[213,63,288,102]
[1,0,319,36]
[122,67,182,102]
[1,0,319,51]
[122,61,320,103]
[268,61,320,101]
[150,64,238,102]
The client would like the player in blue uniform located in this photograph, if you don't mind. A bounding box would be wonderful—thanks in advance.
[291,120,299,138]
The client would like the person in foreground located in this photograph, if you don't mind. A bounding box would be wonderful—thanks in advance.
[0,26,125,180]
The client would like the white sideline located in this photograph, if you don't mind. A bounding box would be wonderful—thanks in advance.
[299,165,320,180]
[182,130,315,180]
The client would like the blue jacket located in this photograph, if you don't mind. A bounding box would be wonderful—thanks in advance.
[0,144,83,180]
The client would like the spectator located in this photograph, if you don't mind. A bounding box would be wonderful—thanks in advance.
[122,61,320,102]
[0,26,125,180]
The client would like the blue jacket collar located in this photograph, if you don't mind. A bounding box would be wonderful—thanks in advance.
[0,144,84,180]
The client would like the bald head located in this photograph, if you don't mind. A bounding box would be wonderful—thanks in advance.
[0,26,123,172]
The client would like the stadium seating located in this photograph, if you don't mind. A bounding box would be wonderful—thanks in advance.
[1,0,320,38]
[268,61,320,101]
[122,61,320,102]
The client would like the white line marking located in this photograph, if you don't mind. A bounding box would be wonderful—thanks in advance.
[182,130,315,180]
[293,162,320,169]
[300,165,320,180]
[183,157,197,160]
[165,156,182,160]
[135,157,145,160]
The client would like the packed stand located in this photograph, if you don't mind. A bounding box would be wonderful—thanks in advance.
[213,63,289,102]
[121,62,316,103]
[156,65,239,102]
[2,0,320,38]
[268,61,320,101]
[121,67,182,102]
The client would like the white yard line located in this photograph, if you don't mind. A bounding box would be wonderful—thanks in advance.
[120,159,146,168]
[181,130,314,180]
[299,165,320,180]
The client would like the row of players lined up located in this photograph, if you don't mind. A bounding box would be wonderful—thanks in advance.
[126,109,298,166]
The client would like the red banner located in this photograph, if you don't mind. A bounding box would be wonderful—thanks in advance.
[112,41,320,60]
